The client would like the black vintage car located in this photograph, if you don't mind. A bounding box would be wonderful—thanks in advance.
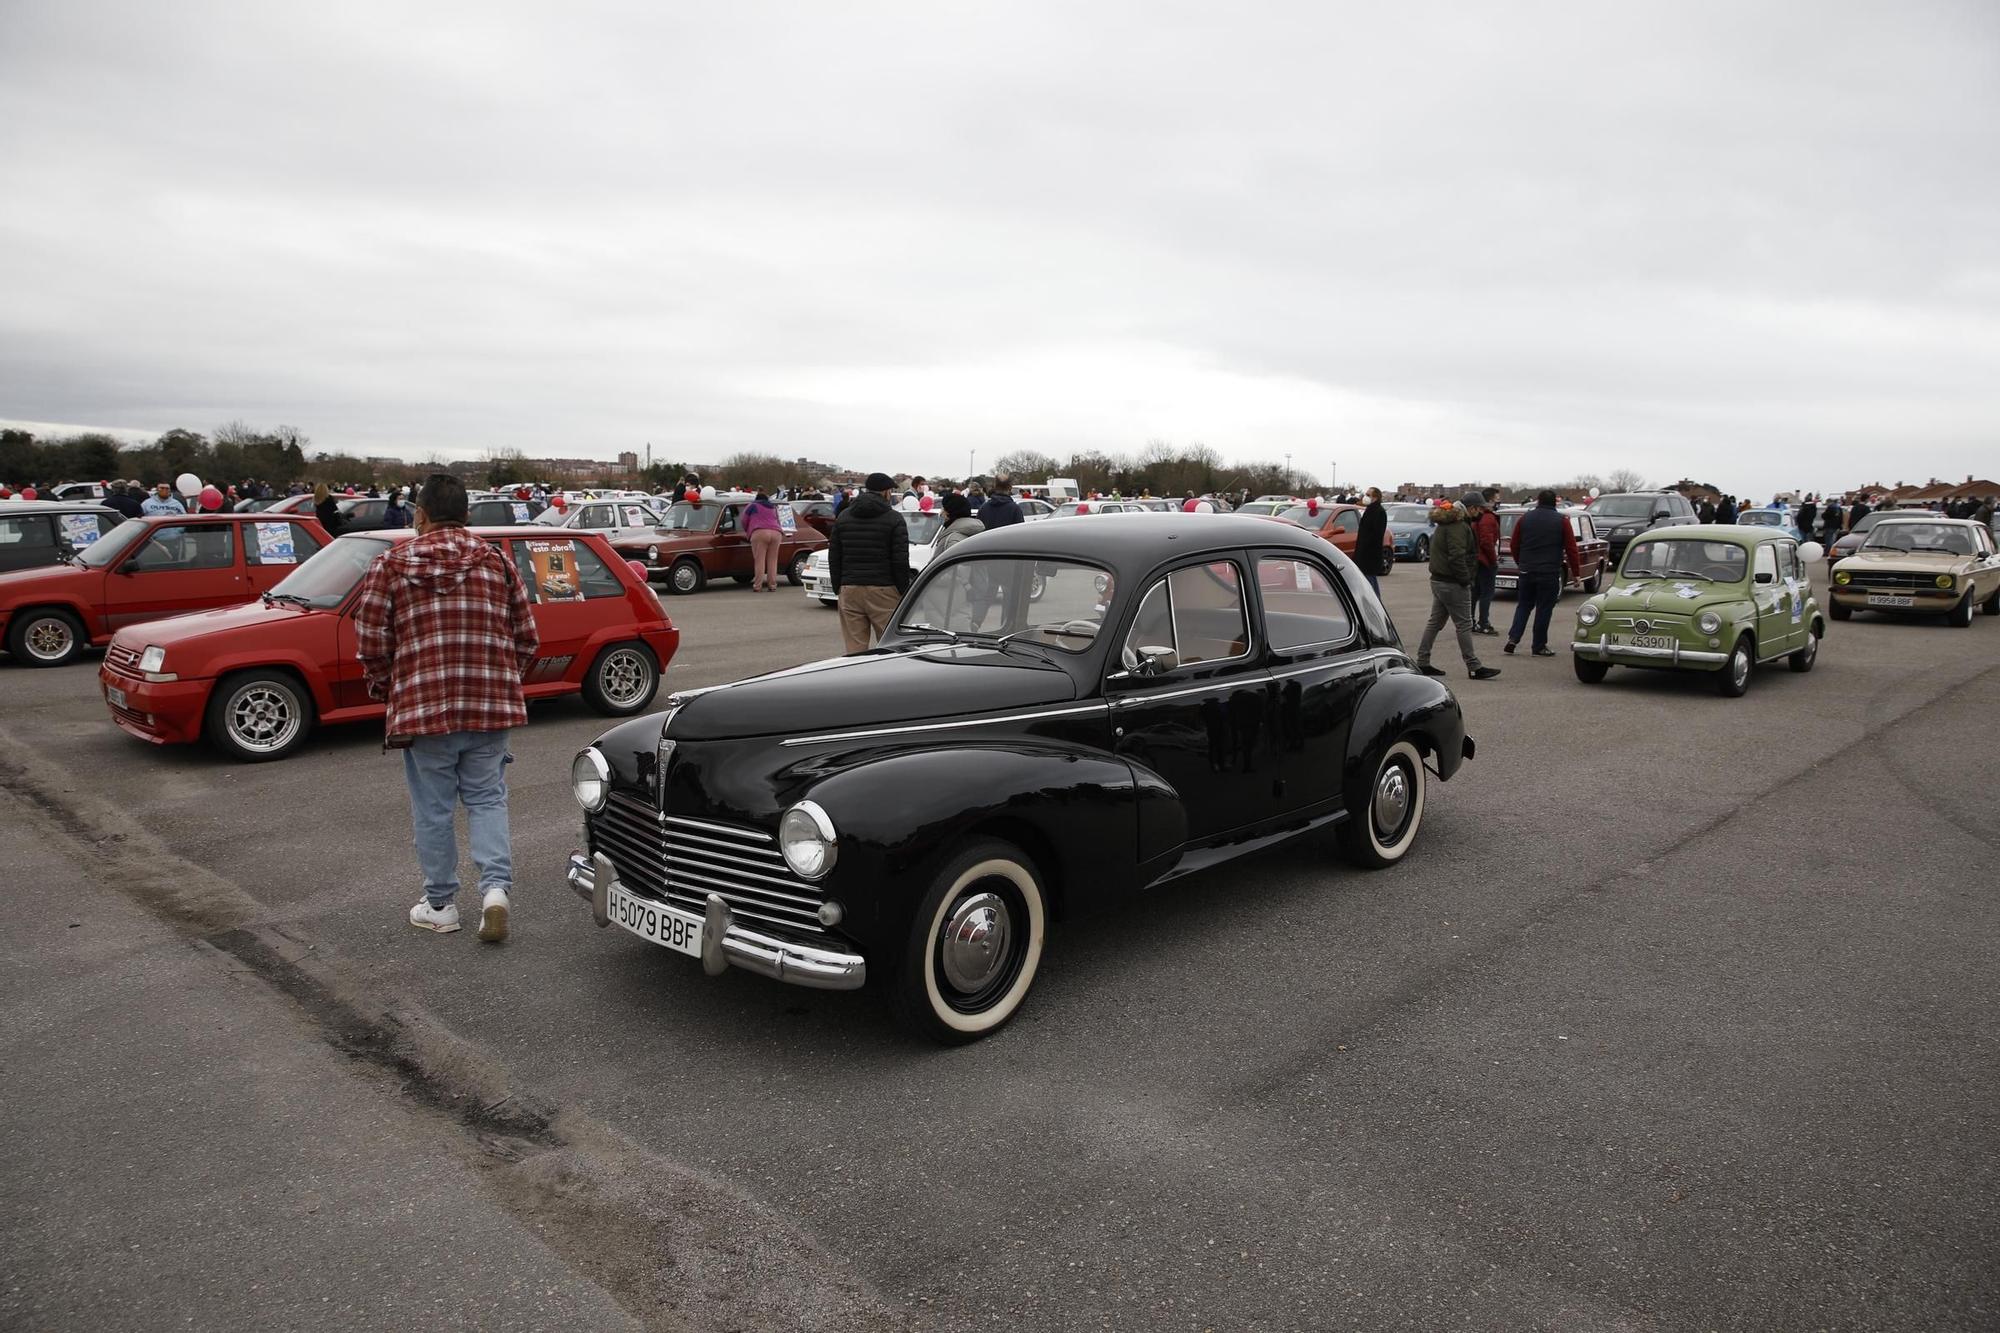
[566,514,1475,1041]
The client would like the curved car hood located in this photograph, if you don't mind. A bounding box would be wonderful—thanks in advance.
[110,598,321,648]
[0,563,96,605]
[1837,550,1970,572]
[1593,579,1745,611]
[668,646,1080,742]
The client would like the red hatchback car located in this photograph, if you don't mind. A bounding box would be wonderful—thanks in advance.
[98,528,681,762]
[0,511,334,667]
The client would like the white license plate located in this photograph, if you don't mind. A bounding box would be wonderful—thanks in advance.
[1866,594,1915,608]
[105,685,128,709]
[1606,633,1676,651]
[1495,576,1517,589]
[606,883,703,958]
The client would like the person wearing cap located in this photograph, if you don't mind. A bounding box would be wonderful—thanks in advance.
[1504,489,1582,658]
[1415,494,1501,681]
[828,471,910,654]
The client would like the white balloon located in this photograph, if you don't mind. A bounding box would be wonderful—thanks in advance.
[1589,486,1601,498]
[699,485,716,499]
[175,471,201,498]
[1798,541,1825,563]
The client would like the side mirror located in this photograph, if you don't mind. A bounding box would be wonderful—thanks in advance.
[1652,510,1671,522]
[1134,645,1179,677]
[1754,572,1774,584]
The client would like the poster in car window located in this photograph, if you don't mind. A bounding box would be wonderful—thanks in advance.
[524,540,585,602]
[620,505,650,527]
[512,502,533,523]
[777,503,797,533]
[60,513,102,548]
[254,522,298,564]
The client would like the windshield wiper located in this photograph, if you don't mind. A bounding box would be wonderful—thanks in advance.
[900,622,960,642]
[264,592,314,608]
[1903,545,1959,554]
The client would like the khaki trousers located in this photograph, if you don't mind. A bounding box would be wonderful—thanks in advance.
[837,584,902,654]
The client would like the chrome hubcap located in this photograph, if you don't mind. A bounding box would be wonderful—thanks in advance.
[1733,651,1749,685]
[1373,762,1411,839]
[939,892,1011,993]
[599,649,649,704]
[227,684,299,751]
[24,619,72,660]
[673,565,698,591]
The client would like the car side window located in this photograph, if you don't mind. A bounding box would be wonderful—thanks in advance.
[1753,544,1777,584]
[1256,556,1353,650]
[127,524,235,572]
[245,522,324,565]
[1332,511,1359,533]
[0,516,53,548]
[718,506,740,534]
[1121,560,1249,673]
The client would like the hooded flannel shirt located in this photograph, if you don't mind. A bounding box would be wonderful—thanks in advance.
[353,525,538,742]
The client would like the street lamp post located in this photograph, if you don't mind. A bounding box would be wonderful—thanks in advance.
[1285,453,1293,491]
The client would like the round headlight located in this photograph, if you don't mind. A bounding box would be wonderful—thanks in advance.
[779,801,837,880]
[1577,602,1600,626]
[1696,610,1722,635]
[1834,570,1850,585]
[1935,573,1954,589]
[647,544,660,562]
[571,748,610,813]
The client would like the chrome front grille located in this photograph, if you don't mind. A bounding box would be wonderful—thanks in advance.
[588,792,828,938]
[1845,571,1938,591]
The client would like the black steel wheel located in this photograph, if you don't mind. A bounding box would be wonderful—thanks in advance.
[1714,636,1754,697]
[894,839,1048,1044]
[1337,739,1427,869]
[1788,628,1820,673]
[666,559,706,595]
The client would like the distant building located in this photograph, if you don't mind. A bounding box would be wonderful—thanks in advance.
[616,451,638,474]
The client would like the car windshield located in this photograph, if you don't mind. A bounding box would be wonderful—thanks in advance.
[660,502,722,533]
[1864,524,1975,555]
[896,558,1112,654]
[904,512,944,544]
[1621,539,1747,582]
[267,535,394,608]
[1739,510,1784,526]
[1386,505,1432,523]
[1592,496,1659,518]
[71,520,149,567]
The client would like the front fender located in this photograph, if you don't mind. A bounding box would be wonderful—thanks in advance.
[1346,669,1470,799]
[802,744,1142,952]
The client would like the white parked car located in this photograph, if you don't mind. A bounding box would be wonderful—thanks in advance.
[802,511,945,607]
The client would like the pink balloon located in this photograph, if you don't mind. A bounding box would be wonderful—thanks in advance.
[625,559,650,581]
[199,485,224,511]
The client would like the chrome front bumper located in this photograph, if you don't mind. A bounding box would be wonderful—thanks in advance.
[568,851,866,990]
[1571,641,1726,665]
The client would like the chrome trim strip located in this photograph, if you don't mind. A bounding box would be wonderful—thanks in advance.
[668,837,789,870]
[664,814,773,843]
[1268,649,1402,681]
[1572,642,1727,664]
[665,862,823,908]
[777,702,1108,746]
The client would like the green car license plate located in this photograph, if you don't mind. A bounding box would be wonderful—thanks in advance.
[1605,633,1675,651]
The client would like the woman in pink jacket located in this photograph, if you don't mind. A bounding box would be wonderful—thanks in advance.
[743,490,785,591]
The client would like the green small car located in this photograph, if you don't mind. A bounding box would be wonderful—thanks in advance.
[1570,525,1825,697]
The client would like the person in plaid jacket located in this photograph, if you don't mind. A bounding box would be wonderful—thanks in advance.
[354,473,539,942]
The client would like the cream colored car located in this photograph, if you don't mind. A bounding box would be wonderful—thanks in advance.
[1828,516,2000,627]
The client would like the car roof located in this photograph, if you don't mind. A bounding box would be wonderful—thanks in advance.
[1870,514,1981,527]
[1,500,118,514]
[1633,524,1793,544]
[941,511,1330,573]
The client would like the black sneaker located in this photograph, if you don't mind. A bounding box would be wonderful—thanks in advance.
[1532,647,1556,657]
[1502,641,1517,655]
[1416,663,1447,677]
[1469,667,1502,680]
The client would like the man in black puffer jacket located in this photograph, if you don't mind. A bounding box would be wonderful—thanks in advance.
[829,472,910,654]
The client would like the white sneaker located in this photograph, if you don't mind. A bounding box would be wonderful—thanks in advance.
[477,887,510,943]
[409,899,461,933]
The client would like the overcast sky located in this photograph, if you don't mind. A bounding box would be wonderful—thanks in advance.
[2,0,1995,495]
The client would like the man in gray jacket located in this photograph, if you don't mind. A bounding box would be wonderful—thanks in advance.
[1416,494,1501,681]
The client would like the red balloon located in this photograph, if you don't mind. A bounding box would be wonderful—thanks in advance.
[199,485,224,511]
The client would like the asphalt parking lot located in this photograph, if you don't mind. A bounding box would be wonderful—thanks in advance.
[3,560,1996,1331]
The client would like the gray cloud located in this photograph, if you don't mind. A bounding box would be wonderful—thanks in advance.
[2,0,1995,494]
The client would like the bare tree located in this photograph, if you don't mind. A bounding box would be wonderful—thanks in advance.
[1606,468,1648,492]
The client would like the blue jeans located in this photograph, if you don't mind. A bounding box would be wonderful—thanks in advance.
[1474,563,1497,628]
[402,730,513,907]
[1508,571,1562,651]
